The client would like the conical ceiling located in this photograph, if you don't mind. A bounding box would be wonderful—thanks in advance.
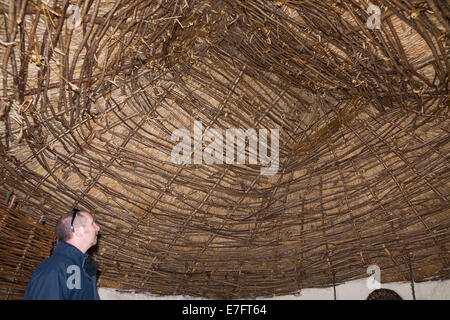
[0,0,449,299]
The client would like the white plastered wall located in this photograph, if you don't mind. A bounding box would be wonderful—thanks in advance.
[98,278,450,300]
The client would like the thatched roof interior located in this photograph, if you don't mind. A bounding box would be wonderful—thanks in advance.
[0,0,449,299]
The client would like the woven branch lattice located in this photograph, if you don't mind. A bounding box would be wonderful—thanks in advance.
[0,0,449,299]
[0,204,56,299]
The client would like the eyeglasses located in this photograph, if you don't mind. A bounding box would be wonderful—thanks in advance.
[70,208,80,233]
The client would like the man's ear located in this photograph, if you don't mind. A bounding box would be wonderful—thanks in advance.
[73,226,84,238]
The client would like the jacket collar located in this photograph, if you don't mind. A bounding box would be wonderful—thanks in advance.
[53,240,85,265]
[53,240,99,276]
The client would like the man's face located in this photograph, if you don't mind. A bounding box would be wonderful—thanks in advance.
[79,212,100,247]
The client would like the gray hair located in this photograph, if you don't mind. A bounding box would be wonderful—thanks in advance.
[55,210,88,241]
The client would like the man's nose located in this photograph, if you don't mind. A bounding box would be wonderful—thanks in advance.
[95,223,100,232]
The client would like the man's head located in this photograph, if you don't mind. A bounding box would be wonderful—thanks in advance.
[55,209,100,253]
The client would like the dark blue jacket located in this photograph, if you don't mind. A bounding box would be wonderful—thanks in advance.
[24,240,100,300]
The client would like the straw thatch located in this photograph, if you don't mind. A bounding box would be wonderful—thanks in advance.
[0,0,449,299]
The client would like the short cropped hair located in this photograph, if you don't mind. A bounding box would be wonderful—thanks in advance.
[55,210,88,241]
[366,288,403,300]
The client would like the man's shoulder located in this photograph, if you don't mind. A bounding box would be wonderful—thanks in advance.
[33,253,74,275]
[24,256,70,299]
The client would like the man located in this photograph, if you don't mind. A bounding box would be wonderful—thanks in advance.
[24,208,101,300]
